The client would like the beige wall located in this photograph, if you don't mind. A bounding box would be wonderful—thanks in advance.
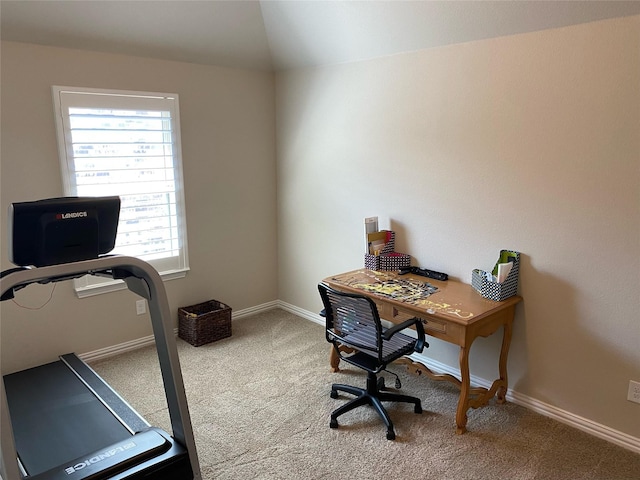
[1,15,638,444]
[1,42,277,373]
[276,16,640,439]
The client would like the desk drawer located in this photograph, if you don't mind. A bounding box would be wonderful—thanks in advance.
[377,303,447,336]
[374,300,466,345]
[417,316,447,335]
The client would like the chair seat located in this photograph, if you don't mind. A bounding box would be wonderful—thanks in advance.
[329,324,417,364]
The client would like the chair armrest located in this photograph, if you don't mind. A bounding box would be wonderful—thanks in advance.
[382,317,420,339]
[383,317,427,353]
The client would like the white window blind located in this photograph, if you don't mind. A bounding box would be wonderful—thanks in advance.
[52,86,189,297]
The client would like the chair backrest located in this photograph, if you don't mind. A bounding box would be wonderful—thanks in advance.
[318,283,383,359]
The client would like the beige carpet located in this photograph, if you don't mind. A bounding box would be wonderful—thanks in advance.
[92,309,640,479]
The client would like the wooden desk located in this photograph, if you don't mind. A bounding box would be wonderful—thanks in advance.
[322,269,522,434]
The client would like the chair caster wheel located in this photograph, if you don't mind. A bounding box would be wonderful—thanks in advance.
[415,404,422,414]
[386,430,396,440]
[330,418,338,429]
[330,390,338,399]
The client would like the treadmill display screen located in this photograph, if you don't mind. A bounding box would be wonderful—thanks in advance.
[8,196,120,267]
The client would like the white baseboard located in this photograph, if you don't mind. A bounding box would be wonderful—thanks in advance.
[79,300,640,455]
[278,300,324,326]
[80,334,161,363]
[231,300,280,319]
[406,352,640,454]
[506,389,640,454]
[79,301,280,363]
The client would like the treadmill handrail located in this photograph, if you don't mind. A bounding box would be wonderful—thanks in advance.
[0,255,201,480]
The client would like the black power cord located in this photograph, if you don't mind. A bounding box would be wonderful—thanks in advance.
[378,370,402,390]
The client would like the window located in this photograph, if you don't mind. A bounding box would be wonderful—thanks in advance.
[52,86,189,297]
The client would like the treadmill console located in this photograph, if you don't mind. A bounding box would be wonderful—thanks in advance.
[8,196,120,267]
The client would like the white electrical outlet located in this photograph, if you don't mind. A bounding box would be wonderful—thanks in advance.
[136,299,146,315]
[628,380,640,404]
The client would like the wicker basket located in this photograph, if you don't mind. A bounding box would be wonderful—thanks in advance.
[178,300,232,346]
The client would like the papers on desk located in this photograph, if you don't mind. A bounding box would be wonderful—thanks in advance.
[496,262,513,283]
[367,230,392,255]
[364,216,378,253]
[481,262,513,283]
[471,250,520,301]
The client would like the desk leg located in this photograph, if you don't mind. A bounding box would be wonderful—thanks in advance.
[496,321,513,404]
[456,319,514,432]
[456,345,471,435]
[329,345,356,373]
[329,346,341,373]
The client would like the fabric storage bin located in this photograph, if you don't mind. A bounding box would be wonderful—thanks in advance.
[365,252,411,271]
[380,252,411,270]
[364,230,410,271]
[178,299,232,346]
[472,250,520,301]
[364,253,379,270]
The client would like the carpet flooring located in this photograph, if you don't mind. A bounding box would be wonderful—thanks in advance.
[92,309,640,479]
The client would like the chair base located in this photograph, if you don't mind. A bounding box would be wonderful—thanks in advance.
[329,371,422,440]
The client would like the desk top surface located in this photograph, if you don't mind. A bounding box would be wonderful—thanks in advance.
[323,269,522,326]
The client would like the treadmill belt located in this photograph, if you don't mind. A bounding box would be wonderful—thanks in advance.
[4,360,132,477]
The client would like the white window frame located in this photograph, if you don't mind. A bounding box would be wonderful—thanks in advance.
[52,86,189,297]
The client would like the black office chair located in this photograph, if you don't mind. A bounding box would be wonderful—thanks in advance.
[318,283,428,440]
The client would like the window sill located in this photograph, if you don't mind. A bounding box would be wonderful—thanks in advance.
[74,268,189,298]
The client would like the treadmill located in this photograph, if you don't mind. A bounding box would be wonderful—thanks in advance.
[1,197,201,479]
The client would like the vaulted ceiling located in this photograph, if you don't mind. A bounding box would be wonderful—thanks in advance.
[2,1,639,72]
